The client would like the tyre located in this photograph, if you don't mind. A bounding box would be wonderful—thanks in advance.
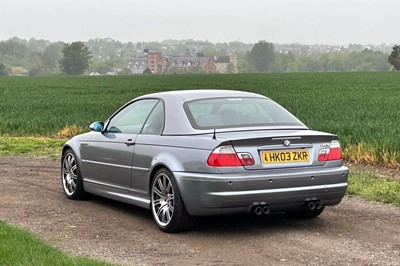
[151,168,196,232]
[286,206,325,219]
[61,149,86,200]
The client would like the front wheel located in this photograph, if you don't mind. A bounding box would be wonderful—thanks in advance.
[151,168,195,232]
[61,149,86,200]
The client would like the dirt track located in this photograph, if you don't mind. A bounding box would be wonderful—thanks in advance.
[0,155,399,266]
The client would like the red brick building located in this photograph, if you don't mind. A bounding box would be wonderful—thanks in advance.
[147,52,167,74]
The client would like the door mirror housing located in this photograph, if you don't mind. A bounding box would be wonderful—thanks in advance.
[89,121,104,132]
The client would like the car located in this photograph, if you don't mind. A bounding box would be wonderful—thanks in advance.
[61,89,349,232]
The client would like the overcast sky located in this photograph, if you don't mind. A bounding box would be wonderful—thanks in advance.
[0,0,398,45]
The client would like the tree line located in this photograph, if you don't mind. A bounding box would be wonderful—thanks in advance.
[0,37,398,76]
[245,41,391,73]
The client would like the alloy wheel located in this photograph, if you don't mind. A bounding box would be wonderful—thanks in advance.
[151,172,175,227]
[62,153,78,196]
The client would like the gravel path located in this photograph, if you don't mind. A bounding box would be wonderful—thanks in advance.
[0,155,399,266]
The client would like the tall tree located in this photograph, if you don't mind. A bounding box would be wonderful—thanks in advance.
[0,38,29,60]
[388,45,400,70]
[29,52,44,76]
[60,42,92,75]
[247,41,276,72]
[42,42,64,73]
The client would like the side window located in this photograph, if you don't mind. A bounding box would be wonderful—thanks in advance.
[142,101,164,135]
[107,99,159,134]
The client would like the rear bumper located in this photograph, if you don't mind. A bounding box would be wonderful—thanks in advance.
[174,166,349,216]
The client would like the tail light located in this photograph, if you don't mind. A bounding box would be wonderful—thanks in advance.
[318,140,343,161]
[207,145,254,167]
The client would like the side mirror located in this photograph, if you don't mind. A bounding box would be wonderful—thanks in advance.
[89,121,104,132]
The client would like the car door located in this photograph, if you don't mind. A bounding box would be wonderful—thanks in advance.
[130,101,165,195]
[83,99,159,191]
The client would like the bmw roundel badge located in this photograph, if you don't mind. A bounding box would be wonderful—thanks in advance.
[283,140,291,147]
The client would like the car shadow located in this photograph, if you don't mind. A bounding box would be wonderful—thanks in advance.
[193,214,328,235]
[85,194,153,221]
[85,194,330,234]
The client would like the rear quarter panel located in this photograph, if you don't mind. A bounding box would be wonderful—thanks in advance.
[132,134,224,195]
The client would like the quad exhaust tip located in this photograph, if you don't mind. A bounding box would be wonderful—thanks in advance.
[307,200,322,210]
[252,204,270,215]
[254,206,263,215]
[308,201,316,210]
[252,201,322,215]
[262,205,270,214]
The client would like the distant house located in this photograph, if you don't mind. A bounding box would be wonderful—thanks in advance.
[166,56,216,73]
[128,51,167,74]
[128,51,237,74]
[213,53,238,74]
[128,58,148,74]
[11,66,29,76]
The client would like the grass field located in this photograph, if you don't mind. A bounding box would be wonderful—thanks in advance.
[0,72,399,165]
[347,173,400,206]
[0,221,110,266]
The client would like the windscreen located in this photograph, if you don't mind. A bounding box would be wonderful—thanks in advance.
[184,97,304,129]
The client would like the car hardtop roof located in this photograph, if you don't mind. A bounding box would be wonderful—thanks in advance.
[135,89,269,102]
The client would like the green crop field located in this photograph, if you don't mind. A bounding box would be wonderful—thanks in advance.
[0,72,399,165]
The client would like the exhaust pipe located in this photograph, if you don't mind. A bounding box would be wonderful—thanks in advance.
[308,201,316,210]
[251,204,271,215]
[262,206,270,215]
[254,206,263,215]
[315,201,322,210]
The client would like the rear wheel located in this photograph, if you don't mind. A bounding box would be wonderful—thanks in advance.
[286,206,325,219]
[61,149,86,200]
[151,168,196,232]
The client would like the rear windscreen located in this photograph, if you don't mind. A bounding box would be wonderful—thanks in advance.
[184,97,304,129]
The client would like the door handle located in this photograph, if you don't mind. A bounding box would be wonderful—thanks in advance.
[125,139,135,146]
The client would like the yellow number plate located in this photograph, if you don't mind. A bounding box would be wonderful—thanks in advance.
[262,150,310,164]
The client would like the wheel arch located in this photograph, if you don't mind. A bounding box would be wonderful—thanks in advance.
[148,163,172,195]
[147,151,185,186]
[61,142,84,179]
[61,140,81,158]
[61,144,72,157]
[147,154,190,210]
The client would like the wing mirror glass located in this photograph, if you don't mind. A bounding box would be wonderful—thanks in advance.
[89,121,104,132]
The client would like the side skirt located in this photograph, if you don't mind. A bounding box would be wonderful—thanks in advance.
[84,180,151,210]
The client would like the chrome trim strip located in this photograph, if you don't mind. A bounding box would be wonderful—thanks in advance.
[82,159,148,171]
[272,136,302,140]
[208,183,348,196]
[84,178,128,191]
[107,191,150,205]
[258,144,313,150]
[133,166,149,171]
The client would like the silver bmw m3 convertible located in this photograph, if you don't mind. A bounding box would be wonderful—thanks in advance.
[61,90,349,232]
